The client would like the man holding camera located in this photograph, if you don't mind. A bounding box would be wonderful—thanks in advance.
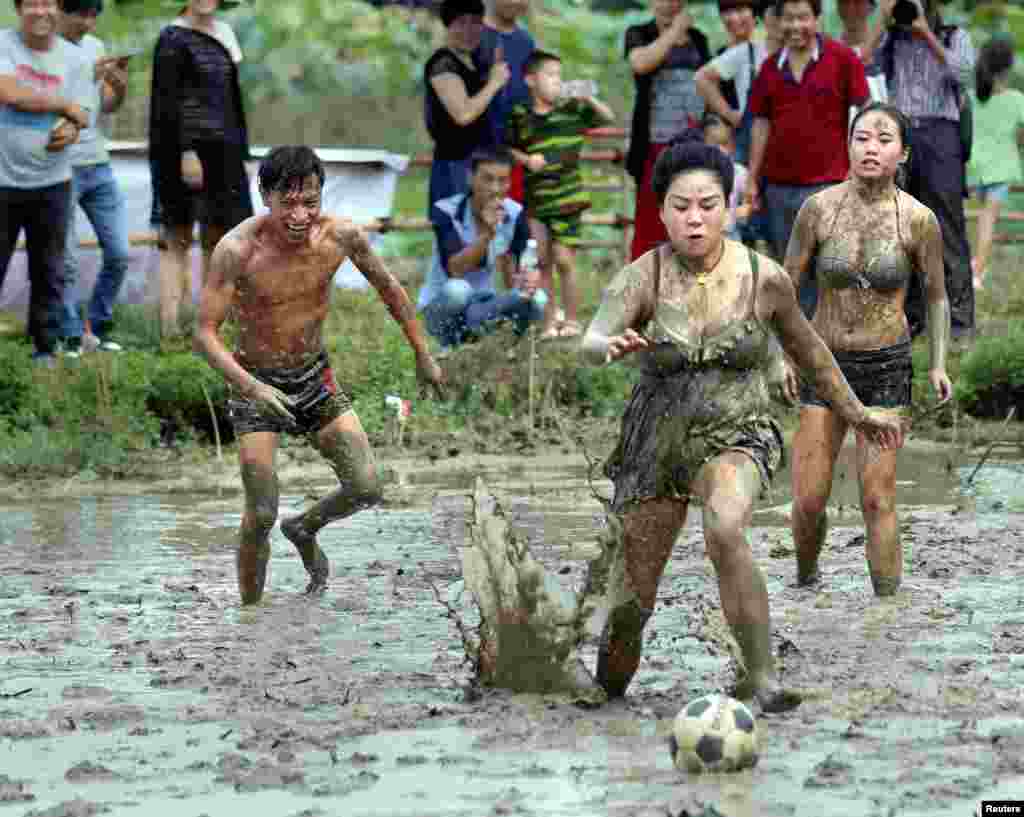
[863,0,975,340]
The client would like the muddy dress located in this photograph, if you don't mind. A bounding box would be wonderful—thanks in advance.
[602,241,785,512]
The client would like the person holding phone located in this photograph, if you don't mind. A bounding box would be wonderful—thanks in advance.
[149,0,253,342]
[424,0,510,215]
[56,0,132,356]
[624,0,711,261]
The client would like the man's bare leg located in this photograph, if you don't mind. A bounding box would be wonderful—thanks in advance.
[791,406,847,586]
[694,452,801,713]
[280,411,382,594]
[237,431,280,605]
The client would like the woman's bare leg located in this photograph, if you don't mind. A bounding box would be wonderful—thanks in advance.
[597,497,688,698]
[158,223,193,339]
[972,195,1000,287]
[855,428,902,596]
[791,405,848,585]
[693,452,801,712]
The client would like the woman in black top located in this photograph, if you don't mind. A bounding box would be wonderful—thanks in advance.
[424,0,509,214]
[149,0,253,340]
[624,0,710,261]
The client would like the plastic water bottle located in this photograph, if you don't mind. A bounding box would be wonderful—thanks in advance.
[518,239,539,293]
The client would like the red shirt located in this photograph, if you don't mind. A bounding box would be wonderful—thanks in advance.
[748,36,869,185]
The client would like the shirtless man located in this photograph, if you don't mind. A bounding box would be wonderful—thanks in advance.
[195,145,445,605]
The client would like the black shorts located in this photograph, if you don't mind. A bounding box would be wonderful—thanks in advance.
[153,139,253,232]
[800,340,913,409]
[227,352,353,437]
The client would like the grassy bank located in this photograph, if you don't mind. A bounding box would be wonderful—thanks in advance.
[1,244,1022,478]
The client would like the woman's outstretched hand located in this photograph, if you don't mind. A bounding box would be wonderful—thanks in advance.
[929,367,953,404]
[856,408,905,451]
[605,328,649,363]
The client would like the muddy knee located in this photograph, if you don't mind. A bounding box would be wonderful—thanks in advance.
[861,491,896,520]
[793,491,829,527]
[347,464,382,509]
[242,504,278,540]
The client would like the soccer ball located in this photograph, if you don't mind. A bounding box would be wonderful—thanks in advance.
[669,694,760,774]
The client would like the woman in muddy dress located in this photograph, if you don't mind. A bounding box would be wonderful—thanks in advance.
[580,132,904,711]
[784,103,952,597]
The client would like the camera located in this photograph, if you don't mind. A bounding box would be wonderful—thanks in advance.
[891,0,919,26]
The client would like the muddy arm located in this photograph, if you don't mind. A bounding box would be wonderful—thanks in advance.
[764,267,868,427]
[339,221,432,361]
[194,238,260,394]
[783,195,820,294]
[581,261,654,367]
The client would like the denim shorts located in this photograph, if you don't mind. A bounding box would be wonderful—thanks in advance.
[976,182,1010,204]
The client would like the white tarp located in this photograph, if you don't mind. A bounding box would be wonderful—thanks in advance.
[0,143,409,313]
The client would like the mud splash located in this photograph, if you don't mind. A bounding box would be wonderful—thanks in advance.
[1,446,1022,815]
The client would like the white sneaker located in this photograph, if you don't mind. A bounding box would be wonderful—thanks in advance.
[98,339,123,352]
[81,333,100,353]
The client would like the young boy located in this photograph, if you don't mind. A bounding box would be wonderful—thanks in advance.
[703,116,749,242]
[506,50,614,339]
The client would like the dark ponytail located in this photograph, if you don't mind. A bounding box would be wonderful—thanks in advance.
[976,37,1015,104]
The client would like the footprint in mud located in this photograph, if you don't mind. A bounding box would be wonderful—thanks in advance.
[24,799,109,817]
[64,761,122,783]
[0,774,34,804]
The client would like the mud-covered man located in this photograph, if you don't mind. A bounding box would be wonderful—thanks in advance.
[195,145,445,605]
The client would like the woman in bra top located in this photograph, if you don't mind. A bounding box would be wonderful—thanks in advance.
[783,102,953,598]
[581,131,903,712]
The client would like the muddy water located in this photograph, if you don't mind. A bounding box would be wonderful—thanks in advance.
[1,446,1023,816]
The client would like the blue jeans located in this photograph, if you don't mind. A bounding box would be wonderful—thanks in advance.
[422,278,548,348]
[763,180,833,318]
[61,163,130,341]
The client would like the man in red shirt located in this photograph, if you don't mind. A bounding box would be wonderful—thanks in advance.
[745,0,868,316]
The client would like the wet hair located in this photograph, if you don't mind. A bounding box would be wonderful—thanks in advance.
[258,146,325,195]
[440,0,484,27]
[849,102,912,187]
[775,0,820,17]
[850,102,911,150]
[61,0,103,14]
[976,36,1015,104]
[523,49,560,77]
[651,128,735,205]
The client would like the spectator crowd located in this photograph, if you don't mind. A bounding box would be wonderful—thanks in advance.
[0,0,1013,364]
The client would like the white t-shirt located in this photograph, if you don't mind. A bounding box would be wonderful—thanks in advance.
[172,17,243,64]
[707,41,770,114]
[67,33,107,167]
[0,28,92,188]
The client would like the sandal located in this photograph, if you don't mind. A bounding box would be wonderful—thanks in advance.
[558,320,582,339]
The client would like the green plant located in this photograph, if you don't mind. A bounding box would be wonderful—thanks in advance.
[955,323,1024,418]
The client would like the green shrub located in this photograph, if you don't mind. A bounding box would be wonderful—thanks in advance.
[0,338,33,418]
[955,324,1024,419]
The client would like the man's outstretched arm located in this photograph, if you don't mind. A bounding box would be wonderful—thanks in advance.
[339,221,445,398]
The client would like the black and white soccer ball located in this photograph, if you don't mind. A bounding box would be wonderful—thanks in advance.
[670,694,760,773]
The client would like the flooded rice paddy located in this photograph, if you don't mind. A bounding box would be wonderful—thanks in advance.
[1,444,1023,816]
